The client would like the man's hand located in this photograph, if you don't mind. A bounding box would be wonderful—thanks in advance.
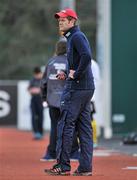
[68,69,75,79]
[42,101,48,108]
[56,71,66,80]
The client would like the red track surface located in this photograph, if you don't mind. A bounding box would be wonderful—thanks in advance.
[0,128,137,180]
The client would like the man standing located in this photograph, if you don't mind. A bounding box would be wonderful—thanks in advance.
[45,8,95,176]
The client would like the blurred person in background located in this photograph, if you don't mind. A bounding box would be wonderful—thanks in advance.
[91,59,101,148]
[28,66,44,140]
[91,59,100,148]
[41,40,79,161]
[44,8,95,176]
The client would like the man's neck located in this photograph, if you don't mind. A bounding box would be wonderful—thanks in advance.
[63,25,78,38]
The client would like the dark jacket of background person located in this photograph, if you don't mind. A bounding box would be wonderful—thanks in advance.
[41,41,68,108]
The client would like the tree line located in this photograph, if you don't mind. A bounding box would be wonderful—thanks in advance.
[0,0,96,79]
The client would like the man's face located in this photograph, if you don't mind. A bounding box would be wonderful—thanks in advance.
[58,17,74,32]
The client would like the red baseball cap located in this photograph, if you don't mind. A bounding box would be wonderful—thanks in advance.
[54,8,78,20]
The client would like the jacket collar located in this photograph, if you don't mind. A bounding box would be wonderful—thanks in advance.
[64,26,80,39]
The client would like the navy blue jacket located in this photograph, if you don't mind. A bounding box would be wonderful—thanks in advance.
[64,26,95,90]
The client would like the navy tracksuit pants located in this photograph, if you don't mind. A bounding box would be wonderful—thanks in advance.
[47,106,79,158]
[56,88,94,172]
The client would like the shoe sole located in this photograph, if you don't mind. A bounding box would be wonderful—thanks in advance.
[40,159,55,162]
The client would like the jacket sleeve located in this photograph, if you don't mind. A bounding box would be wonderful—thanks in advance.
[72,33,92,80]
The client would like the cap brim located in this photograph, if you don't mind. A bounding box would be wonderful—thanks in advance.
[54,12,68,19]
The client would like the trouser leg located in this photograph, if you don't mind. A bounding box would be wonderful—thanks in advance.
[37,102,43,135]
[56,90,80,171]
[71,130,79,153]
[77,101,93,172]
[31,100,38,133]
[48,107,60,157]
[57,110,79,171]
